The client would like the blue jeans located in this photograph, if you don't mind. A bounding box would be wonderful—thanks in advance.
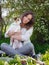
[1,42,35,57]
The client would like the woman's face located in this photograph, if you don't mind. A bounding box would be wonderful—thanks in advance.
[22,14,32,24]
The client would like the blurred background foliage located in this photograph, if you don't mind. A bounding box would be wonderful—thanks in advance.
[0,0,49,53]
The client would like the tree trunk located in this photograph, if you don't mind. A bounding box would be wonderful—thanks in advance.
[0,5,5,38]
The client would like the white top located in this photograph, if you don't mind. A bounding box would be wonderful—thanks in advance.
[21,27,33,45]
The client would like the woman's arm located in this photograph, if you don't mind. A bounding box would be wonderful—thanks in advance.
[5,23,13,38]
[7,27,33,41]
[7,31,22,37]
[14,27,33,41]
[5,22,22,38]
[5,29,15,38]
[7,31,16,37]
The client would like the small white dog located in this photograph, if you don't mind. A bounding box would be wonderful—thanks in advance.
[5,17,22,49]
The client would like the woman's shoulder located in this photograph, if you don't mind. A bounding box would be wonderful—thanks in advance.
[28,26,33,31]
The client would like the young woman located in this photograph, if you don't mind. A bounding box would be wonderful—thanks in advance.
[1,11,36,58]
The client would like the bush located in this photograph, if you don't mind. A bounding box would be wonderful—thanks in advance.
[41,51,49,65]
[0,55,36,65]
[0,51,49,65]
[0,35,10,45]
[31,0,49,43]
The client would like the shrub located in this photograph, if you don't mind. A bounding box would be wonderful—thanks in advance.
[41,51,49,65]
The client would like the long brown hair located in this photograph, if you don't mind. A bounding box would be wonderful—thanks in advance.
[20,11,34,30]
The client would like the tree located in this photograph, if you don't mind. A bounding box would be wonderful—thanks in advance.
[1,0,49,43]
[0,1,5,38]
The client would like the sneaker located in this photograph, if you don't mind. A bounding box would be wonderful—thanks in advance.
[32,55,37,60]
[36,53,41,60]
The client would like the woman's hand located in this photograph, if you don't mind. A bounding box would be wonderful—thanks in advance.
[12,35,22,41]
[7,31,15,37]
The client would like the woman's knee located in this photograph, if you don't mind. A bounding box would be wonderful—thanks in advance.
[1,43,6,46]
[1,43,8,49]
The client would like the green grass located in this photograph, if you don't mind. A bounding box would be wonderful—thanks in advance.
[0,36,10,45]
[33,42,49,54]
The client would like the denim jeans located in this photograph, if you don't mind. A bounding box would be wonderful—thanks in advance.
[1,42,35,57]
